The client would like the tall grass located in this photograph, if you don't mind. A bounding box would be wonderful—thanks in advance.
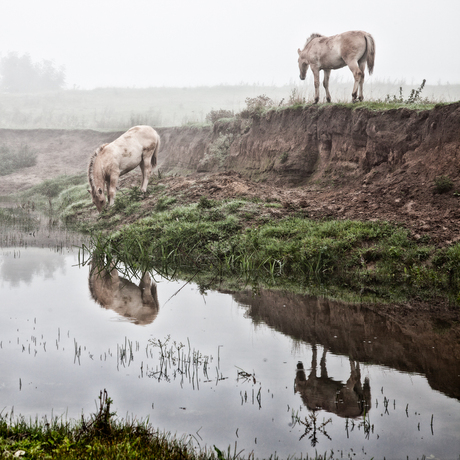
[79,196,460,303]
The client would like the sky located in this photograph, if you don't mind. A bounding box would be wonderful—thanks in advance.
[1,0,459,89]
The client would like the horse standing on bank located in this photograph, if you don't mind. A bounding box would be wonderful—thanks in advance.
[88,125,161,212]
[297,30,375,103]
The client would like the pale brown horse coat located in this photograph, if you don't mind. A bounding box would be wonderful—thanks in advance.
[295,346,371,418]
[89,263,159,326]
[298,31,375,103]
[88,125,160,212]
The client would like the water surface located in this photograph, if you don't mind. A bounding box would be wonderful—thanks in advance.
[0,215,459,459]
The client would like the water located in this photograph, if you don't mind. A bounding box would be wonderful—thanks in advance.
[1,213,459,459]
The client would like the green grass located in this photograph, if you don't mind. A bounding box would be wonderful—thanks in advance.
[78,194,460,303]
[1,389,339,460]
[10,172,459,303]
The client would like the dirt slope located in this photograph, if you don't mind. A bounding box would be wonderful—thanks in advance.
[1,102,460,246]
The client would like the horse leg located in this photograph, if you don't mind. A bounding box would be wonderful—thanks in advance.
[139,153,152,193]
[347,61,363,102]
[311,67,321,104]
[323,69,332,103]
[107,175,119,206]
[357,60,366,101]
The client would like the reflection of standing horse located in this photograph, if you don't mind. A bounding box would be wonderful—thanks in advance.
[88,125,161,212]
[295,346,371,418]
[88,264,159,325]
[297,31,375,103]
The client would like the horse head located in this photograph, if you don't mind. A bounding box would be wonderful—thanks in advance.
[91,186,106,212]
[297,49,309,80]
[88,143,109,212]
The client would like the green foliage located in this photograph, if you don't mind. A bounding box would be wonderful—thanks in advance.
[0,389,215,460]
[0,144,37,176]
[433,175,454,194]
[81,197,460,302]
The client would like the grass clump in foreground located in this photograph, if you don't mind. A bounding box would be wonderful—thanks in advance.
[0,390,216,460]
[82,196,460,304]
[1,390,335,460]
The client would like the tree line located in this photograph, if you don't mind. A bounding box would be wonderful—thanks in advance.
[0,52,65,92]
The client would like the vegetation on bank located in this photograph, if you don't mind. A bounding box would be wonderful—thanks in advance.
[81,192,460,304]
[8,171,459,305]
[0,390,244,460]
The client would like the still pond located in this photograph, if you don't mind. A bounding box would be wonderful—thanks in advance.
[0,211,459,459]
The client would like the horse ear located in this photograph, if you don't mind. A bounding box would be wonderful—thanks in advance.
[298,48,301,55]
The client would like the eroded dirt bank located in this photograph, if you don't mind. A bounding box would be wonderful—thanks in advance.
[1,102,460,246]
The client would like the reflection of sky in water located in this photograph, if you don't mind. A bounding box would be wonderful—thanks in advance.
[0,247,459,459]
[0,247,67,286]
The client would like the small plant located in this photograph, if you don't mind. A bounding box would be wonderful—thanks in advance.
[197,195,216,209]
[239,94,275,118]
[280,151,289,164]
[155,196,177,211]
[434,175,454,194]
[205,109,234,124]
[384,79,429,105]
[287,87,306,106]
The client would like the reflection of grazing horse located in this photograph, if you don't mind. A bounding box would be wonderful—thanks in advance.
[295,346,371,418]
[297,31,375,103]
[89,264,159,325]
[88,125,161,212]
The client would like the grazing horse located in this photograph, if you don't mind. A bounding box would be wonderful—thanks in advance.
[295,346,371,418]
[88,125,161,212]
[297,30,375,103]
[88,263,159,325]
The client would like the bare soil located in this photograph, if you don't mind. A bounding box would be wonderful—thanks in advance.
[118,169,460,247]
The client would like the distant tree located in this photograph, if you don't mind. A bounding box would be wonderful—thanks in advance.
[0,52,65,92]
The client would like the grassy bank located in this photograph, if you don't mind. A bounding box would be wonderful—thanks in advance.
[81,194,459,304]
[6,172,460,304]
[0,391,238,460]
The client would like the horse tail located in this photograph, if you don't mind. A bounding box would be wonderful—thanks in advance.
[365,33,375,75]
[151,132,161,168]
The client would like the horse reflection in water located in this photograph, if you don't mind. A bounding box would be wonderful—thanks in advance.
[89,264,159,325]
[295,345,371,418]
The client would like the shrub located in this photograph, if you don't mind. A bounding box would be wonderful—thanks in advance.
[239,94,275,118]
[205,109,234,124]
[434,175,453,194]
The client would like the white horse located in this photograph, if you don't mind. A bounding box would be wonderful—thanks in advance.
[298,30,375,103]
[88,125,161,212]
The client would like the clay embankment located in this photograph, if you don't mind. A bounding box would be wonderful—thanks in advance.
[2,103,459,191]
[159,102,460,187]
[1,102,460,243]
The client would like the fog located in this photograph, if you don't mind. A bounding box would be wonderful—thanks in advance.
[1,0,459,89]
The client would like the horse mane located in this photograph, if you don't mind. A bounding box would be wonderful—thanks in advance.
[303,33,324,50]
[87,144,107,195]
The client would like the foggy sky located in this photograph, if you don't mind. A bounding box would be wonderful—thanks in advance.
[1,0,459,89]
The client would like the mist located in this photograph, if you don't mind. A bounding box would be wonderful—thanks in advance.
[1,0,459,89]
